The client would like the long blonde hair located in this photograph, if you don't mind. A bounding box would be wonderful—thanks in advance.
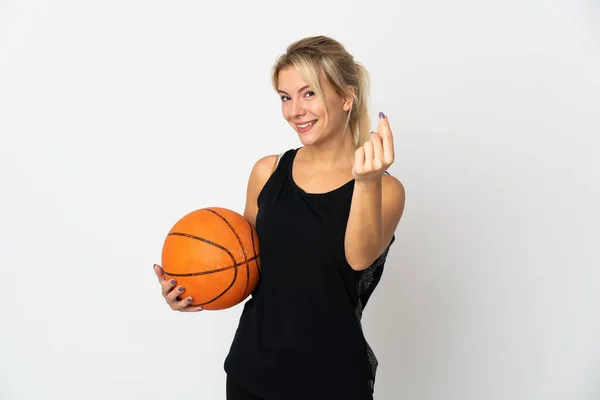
[271,36,371,148]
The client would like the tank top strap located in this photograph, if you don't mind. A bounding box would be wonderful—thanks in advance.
[270,148,297,177]
[256,148,298,206]
[274,152,284,170]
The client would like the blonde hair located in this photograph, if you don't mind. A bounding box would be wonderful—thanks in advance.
[271,35,371,148]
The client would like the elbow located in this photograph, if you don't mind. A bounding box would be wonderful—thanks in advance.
[346,253,377,271]
[349,262,371,272]
[345,239,383,272]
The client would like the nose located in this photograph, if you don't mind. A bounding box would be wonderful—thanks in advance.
[290,100,306,119]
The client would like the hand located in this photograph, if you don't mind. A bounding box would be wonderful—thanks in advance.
[352,112,395,181]
[154,264,203,312]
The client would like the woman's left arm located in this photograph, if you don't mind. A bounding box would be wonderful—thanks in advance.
[345,113,406,271]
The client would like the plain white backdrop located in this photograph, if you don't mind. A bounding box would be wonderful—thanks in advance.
[1,0,599,399]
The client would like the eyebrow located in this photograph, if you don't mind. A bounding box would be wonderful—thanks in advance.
[277,85,310,95]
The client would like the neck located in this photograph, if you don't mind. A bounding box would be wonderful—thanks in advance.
[299,129,356,169]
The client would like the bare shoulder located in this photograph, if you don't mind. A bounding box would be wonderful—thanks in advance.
[243,153,280,226]
[249,154,279,185]
[382,173,406,216]
[382,173,406,197]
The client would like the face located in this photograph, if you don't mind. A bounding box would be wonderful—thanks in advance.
[277,65,352,146]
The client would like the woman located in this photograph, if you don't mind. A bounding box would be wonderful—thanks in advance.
[154,35,405,399]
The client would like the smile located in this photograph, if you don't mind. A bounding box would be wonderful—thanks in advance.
[296,120,317,129]
[296,119,317,131]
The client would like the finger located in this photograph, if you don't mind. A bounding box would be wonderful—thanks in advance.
[181,304,204,312]
[155,264,177,297]
[363,137,374,169]
[154,264,165,283]
[378,112,394,163]
[377,111,392,138]
[370,132,383,166]
[160,276,177,298]
[354,146,365,174]
[171,296,195,311]
[166,284,185,304]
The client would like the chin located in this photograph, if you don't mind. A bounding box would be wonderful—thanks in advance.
[295,124,324,146]
[298,134,317,146]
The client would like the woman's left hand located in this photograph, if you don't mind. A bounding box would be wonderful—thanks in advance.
[352,112,395,181]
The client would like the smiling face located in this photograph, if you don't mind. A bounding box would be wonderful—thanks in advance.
[276,65,352,146]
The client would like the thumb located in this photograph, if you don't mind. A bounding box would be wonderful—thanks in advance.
[153,264,165,281]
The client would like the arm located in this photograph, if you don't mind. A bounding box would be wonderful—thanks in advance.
[344,175,405,271]
[243,154,278,228]
[345,113,405,271]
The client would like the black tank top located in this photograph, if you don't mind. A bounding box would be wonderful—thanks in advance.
[224,148,394,400]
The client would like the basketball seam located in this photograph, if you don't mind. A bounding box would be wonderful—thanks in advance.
[161,254,259,276]
[163,231,259,276]
[163,231,238,306]
[204,208,251,305]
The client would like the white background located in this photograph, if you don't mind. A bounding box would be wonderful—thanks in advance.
[1,0,599,399]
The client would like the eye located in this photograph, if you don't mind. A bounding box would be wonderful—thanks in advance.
[280,95,291,102]
[305,91,315,98]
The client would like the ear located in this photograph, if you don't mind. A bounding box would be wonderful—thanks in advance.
[342,86,355,112]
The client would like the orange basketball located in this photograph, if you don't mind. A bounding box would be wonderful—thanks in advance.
[161,207,260,310]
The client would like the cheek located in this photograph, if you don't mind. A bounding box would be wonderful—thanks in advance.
[309,102,325,118]
[281,105,290,120]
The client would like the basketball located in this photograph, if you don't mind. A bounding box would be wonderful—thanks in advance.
[161,207,261,310]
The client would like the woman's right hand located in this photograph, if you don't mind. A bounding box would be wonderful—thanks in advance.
[154,264,203,312]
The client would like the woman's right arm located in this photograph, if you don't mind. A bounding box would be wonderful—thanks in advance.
[243,154,279,229]
[154,153,278,312]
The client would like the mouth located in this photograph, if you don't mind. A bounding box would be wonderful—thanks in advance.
[295,119,318,133]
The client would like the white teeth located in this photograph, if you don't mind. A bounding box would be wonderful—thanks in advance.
[297,120,317,128]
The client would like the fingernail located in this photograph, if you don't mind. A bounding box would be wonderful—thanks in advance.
[187,298,193,303]
[170,279,176,285]
[379,111,386,119]
[178,286,184,292]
